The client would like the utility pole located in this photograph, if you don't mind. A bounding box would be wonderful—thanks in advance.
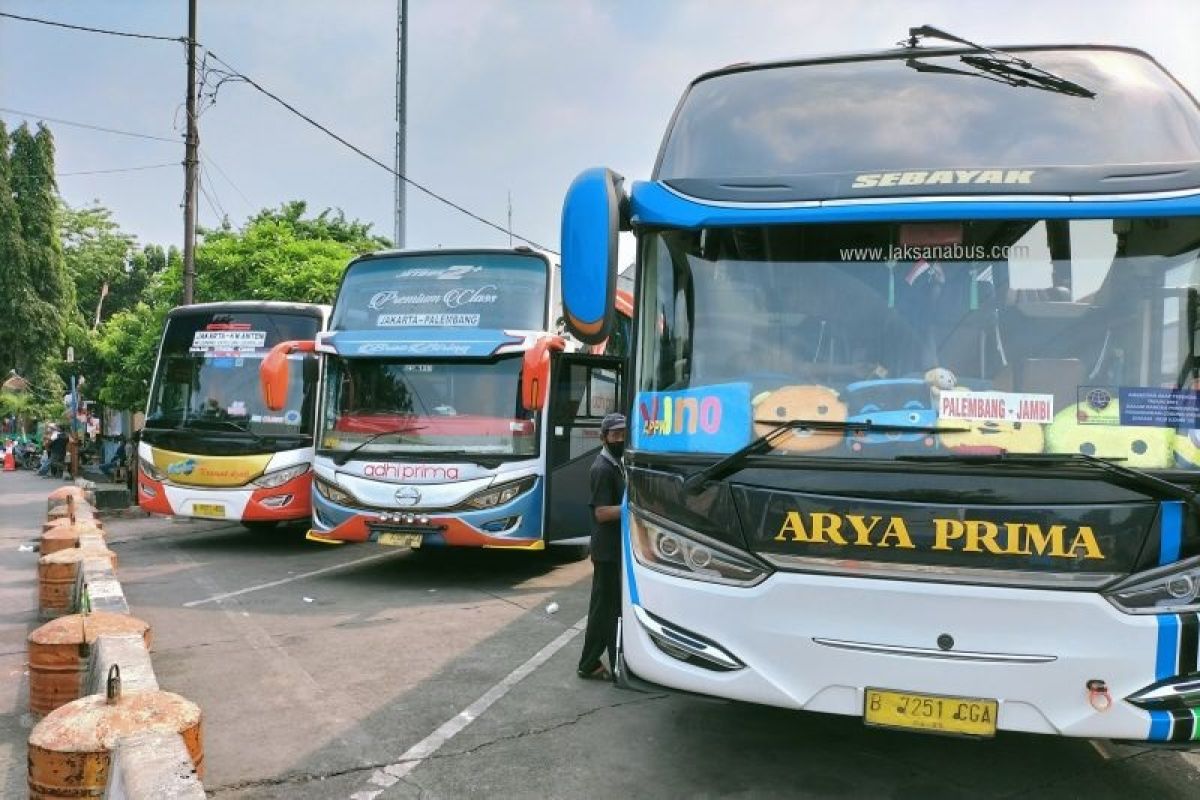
[182,0,199,304]
[394,0,408,249]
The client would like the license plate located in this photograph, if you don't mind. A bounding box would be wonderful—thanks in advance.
[378,532,423,548]
[192,503,226,519]
[864,688,998,737]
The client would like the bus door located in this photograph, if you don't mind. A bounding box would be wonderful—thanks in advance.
[545,354,624,543]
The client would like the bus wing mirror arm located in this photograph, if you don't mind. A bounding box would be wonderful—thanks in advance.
[521,336,566,412]
[260,340,317,412]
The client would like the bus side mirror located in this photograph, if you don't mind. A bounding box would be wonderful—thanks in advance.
[560,167,626,345]
[521,336,565,412]
[260,340,317,411]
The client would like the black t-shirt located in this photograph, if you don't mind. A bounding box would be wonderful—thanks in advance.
[588,449,625,563]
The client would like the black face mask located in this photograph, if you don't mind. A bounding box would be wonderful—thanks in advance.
[606,441,625,459]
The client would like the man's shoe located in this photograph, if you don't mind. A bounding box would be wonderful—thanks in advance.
[577,664,612,681]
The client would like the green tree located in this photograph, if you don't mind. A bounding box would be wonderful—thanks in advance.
[5,123,68,403]
[92,302,166,411]
[94,203,383,411]
[0,121,23,382]
[59,201,137,327]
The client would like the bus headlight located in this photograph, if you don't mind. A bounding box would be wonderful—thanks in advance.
[139,458,165,482]
[1104,556,1200,614]
[463,476,536,510]
[314,476,358,507]
[252,463,310,489]
[629,509,770,587]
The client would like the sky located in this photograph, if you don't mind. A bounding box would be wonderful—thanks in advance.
[2,0,1199,261]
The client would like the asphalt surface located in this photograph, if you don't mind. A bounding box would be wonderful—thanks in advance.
[3,469,1200,798]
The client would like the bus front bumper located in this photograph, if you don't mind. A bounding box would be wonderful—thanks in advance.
[621,561,1200,744]
[137,473,312,523]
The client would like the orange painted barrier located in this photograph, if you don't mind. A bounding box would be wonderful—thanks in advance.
[28,669,202,798]
[28,614,150,716]
[39,525,105,557]
[47,486,87,509]
[42,516,103,534]
[37,548,118,619]
[3,442,14,471]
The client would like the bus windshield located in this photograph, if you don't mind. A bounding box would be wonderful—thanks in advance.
[319,356,537,459]
[146,310,320,437]
[656,48,1200,187]
[330,252,549,332]
[636,217,1200,467]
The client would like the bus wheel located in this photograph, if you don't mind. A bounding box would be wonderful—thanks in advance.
[241,520,279,532]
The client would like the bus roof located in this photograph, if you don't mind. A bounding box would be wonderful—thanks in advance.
[654,44,1200,203]
[166,300,330,318]
[689,43,1163,86]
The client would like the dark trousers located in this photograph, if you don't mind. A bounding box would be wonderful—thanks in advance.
[578,560,621,672]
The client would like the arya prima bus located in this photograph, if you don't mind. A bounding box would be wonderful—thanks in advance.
[560,32,1200,744]
[138,301,328,527]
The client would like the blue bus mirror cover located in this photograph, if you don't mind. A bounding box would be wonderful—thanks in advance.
[561,167,625,345]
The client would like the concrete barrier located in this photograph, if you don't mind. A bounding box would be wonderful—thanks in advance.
[27,489,207,798]
[105,732,205,800]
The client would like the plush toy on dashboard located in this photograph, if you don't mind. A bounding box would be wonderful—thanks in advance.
[1045,401,1173,468]
[752,385,847,453]
[1174,429,1200,468]
[937,416,1045,455]
[924,367,957,409]
[844,378,937,455]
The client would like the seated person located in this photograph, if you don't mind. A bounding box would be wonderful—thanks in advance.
[99,436,127,480]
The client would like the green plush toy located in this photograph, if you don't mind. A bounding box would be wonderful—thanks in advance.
[1045,402,1173,468]
[1174,429,1200,468]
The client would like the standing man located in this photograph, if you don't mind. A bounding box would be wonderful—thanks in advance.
[577,412,626,681]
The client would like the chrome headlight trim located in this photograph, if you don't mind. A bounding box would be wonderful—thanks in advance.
[628,506,771,588]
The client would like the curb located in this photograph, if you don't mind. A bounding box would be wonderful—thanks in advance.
[28,492,206,799]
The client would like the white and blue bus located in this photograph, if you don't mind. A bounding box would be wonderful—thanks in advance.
[259,247,623,554]
[559,29,1200,744]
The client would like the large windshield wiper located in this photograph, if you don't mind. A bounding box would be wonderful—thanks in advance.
[896,451,1200,508]
[330,425,428,466]
[182,417,266,446]
[682,418,968,494]
[904,24,1095,99]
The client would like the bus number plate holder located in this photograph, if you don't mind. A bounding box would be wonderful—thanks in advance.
[192,503,226,519]
[378,532,423,548]
[864,688,997,737]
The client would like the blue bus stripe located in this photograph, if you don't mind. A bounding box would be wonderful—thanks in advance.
[1156,615,1180,681]
[1149,710,1173,741]
[1160,501,1183,566]
[621,499,639,606]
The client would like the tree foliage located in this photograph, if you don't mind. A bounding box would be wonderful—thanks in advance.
[0,122,68,403]
[92,201,387,411]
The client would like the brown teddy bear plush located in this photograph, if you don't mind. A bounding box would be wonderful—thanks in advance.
[752,385,847,452]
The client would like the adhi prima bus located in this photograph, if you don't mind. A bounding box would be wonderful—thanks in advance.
[559,26,1200,744]
[138,301,328,527]
[258,247,623,555]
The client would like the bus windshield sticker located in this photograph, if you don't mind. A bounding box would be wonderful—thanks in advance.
[634,383,753,454]
[938,391,1054,424]
[377,313,480,327]
[1115,387,1200,429]
[190,330,267,353]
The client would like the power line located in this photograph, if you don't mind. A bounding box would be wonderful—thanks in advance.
[203,50,556,254]
[199,149,253,209]
[198,160,229,220]
[0,107,179,143]
[0,10,185,43]
[55,162,179,177]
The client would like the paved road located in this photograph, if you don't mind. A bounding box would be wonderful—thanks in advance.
[3,469,1200,798]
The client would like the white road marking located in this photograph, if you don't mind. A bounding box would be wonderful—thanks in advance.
[349,616,587,799]
[181,550,402,607]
